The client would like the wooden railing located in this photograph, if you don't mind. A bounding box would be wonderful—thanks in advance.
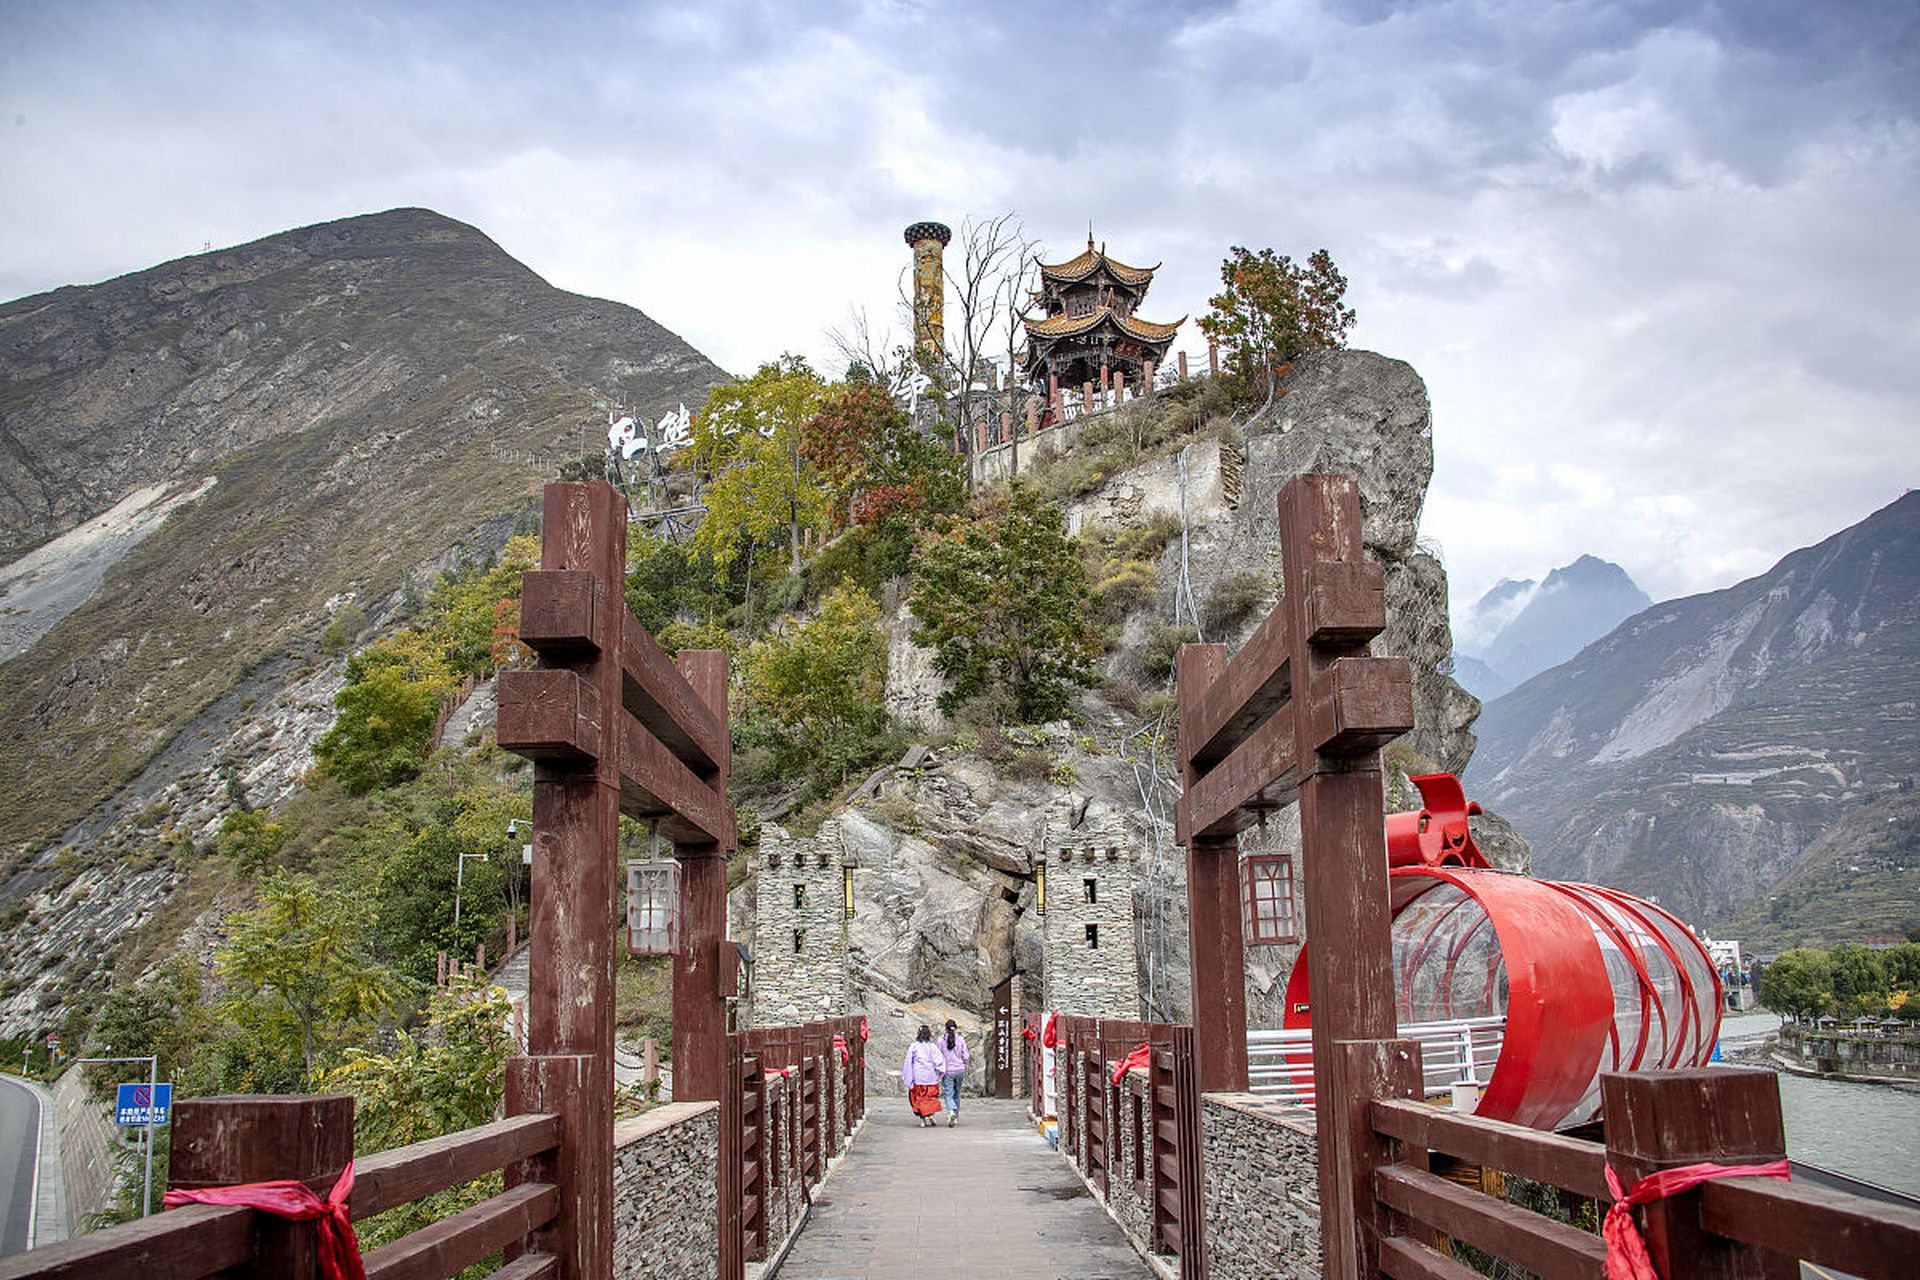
[0,1093,564,1280]
[722,1015,866,1280]
[1053,1015,1204,1280]
[1367,1065,1920,1280]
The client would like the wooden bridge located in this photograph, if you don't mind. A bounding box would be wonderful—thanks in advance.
[2,477,1916,1280]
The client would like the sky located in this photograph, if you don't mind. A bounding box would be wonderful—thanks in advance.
[3,0,1916,621]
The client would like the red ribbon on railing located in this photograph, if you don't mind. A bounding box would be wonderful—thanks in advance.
[832,1032,849,1064]
[764,1065,794,1079]
[1110,1042,1151,1085]
[163,1160,363,1280]
[859,1016,869,1042]
[1041,1012,1059,1049]
[1602,1159,1790,1280]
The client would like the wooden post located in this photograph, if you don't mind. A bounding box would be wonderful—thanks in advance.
[506,1055,593,1274]
[642,1038,660,1092]
[1325,1040,1424,1278]
[1208,340,1218,377]
[674,648,732,1103]
[524,480,625,1280]
[1178,351,1189,379]
[168,1094,354,1279]
[1603,1069,1797,1280]
[1177,645,1250,1093]
[1143,359,1155,392]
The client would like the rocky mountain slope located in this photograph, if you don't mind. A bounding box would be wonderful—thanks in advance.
[0,208,726,1029]
[1466,491,1920,939]
[1453,555,1651,699]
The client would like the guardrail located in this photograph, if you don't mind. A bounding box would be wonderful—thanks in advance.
[723,1015,866,1279]
[1248,1016,1505,1104]
[1367,1065,1920,1280]
[0,1092,566,1280]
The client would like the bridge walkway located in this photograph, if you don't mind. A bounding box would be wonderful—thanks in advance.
[774,1097,1153,1279]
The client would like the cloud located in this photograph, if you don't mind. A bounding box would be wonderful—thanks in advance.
[2,0,1915,625]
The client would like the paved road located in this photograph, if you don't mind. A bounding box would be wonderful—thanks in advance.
[0,1075,42,1257]
[775,1097,1152,1279]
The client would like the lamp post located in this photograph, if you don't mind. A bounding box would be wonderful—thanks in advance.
[453,849,489,932]
[76,1052,160,1217]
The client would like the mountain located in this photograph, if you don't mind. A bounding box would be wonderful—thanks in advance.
[1454,556,1651,694]
[1450,652,1513,702]
[0,209,727,999]
[1465,492,1920,941]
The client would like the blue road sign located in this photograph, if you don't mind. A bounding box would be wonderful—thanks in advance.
[114,1081,173,1126]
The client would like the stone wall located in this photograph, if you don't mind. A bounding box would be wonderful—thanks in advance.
[1043,822,1142,1018]
[1776,1024,1920,1082]
[750,823,849,1025]
[1201,1092,1320,1280]
[611,1101,719,1280]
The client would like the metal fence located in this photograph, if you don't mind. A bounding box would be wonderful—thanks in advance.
[1247,1015,1506,1105]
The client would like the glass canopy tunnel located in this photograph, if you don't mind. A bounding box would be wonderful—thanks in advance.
[1278,775,1722,1131]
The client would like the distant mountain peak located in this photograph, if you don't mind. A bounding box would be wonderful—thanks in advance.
[1453,554,1651,694]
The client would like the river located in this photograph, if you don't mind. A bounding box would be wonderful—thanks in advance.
[1719,1011,1920,1197]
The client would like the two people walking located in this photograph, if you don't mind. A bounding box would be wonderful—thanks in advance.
[903,1020,969,1127]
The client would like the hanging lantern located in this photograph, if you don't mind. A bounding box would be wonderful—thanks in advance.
[626,860,681,956]
[1242,854,1298,945]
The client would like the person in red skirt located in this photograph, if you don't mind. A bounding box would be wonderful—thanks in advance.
[902,1024,945,1127]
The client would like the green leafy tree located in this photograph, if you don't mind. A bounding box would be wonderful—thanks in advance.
[907,486,1102,721]
[86,955,215,1093]
[215,872,408,1084]
[418,535,539,676]
[742,584,889,786]
[371,800,512,983]
[1198,245,1355,401]
[1829,943,1890,1016]
[217,808,289,876]
[313,632,460,794]
[688,356,829,573]
[1761,948,1833,1020]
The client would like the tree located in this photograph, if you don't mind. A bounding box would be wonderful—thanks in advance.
[801,382,965,534]
[942,213,1039,456]
[742,584,890,787]
[313,631,461,794]
[215,872,408,1084]
[907,485,1102,721]
[371,799,512,983]
[1829,943,1889,1016]
[1760,948,1833,1020]
[217,808,289,876]
[1198,246,1356,402]
[687,357,829,573]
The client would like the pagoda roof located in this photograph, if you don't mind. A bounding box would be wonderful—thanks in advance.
[1037,237,1160,288]
[1024,306,1185,344]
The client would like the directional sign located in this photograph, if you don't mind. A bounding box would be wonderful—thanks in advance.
[114,1082,173,1127]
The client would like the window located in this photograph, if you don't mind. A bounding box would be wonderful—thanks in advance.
[792,928,805,954]
[843,867,855,919]
[1085,923,1099,950]
[793,883,806,910]
[1083,877,1098,905]
[1036,861,1047,915]
[1132,1089,1146,1190]
[1243,854,1298,945]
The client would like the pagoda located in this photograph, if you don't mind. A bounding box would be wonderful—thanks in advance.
[1021,235,1183,409]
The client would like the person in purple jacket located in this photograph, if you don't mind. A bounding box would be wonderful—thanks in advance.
[938,1018,969,1126]
[902,1024,945,1127]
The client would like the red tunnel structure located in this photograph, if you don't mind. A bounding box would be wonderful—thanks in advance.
[1279,773,1722,1131]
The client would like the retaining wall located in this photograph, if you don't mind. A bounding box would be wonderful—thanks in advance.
[1200,1092,1321,1280]
[611,1101,719,1280]
[1776,1024,1920,1082]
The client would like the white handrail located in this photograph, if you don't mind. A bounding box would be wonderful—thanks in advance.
[1248,1017,1507,1104]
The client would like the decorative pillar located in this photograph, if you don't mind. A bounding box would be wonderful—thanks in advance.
[1143,359,1155,392]
[903,221,952,355]
[1208,339,1219,377]
[1178,351,1189,379]
[1001,408,1012,443]
[1026,399,1038,433]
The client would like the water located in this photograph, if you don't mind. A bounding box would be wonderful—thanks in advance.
[1719,1011,1920,1198]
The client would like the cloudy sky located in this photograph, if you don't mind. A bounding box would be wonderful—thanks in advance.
[3,0,1915,621]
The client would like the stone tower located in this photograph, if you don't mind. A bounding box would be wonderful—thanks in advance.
[903,221,951,354]
[749,822,851,1025]
[1041,816,1143,1019]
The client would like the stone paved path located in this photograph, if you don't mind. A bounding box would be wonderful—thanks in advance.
[773,1097,1154,1279]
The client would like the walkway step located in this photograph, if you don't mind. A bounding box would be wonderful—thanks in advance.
[774,1097,1153,1278]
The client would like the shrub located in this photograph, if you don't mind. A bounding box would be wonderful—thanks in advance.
[1202,570,1270,636]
